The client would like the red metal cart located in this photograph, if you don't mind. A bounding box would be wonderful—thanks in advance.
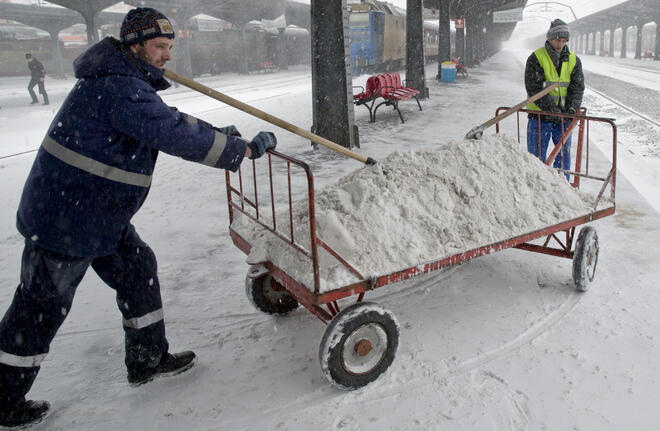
[225,109,617,390]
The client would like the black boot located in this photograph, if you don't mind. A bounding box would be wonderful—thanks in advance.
[127,351,196,386]
[0,400,50,428]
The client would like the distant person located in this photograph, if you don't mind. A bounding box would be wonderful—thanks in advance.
[524,18,584,180]
[0,7,277,428]
[25,53,48,105]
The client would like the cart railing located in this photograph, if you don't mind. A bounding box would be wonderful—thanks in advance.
[225,150,365,298]
[494,107,617,207]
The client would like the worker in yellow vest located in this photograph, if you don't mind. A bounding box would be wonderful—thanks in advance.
[524,19,584,180]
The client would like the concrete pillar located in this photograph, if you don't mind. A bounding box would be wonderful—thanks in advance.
[47,29,66,79]
[655,20,660,60]
[475,13,485,59]
[621,26,627,58]
[455,23,465,62]
[609,28,615,57]
[81,10,100,43]
[465,11,474,67]
[170,9,194,77]
[634,21,643,59]
[577,33,583,53]
[61,3,103,44]
[406,0,427,98]
[436,0,450,80]
[277,27,288,70]
[237,26,250,74]
[577,34,582,53]
[310,0,358,149]
[599,30,605,55]
[586,34,590,54]
[484,11,495,57]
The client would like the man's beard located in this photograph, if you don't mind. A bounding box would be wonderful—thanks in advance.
[133,45,152,65]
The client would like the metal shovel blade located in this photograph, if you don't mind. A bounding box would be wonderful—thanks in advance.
[465,125,484,140]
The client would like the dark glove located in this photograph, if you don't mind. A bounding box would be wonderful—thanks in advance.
[247,132,277,159]
[214,125,241,137]
[566,107,577,115]
[549,105,562,124]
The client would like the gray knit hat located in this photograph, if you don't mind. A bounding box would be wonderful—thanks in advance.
[547,19,569,41]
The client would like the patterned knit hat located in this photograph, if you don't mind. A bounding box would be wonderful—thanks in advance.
[546,19,570,41]
[120,7,175,46]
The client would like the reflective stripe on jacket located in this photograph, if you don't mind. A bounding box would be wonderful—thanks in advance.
[526,46,576,111]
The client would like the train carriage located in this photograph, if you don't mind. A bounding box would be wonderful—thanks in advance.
[348,0,444,73]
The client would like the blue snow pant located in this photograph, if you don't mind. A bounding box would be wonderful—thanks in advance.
[0,225,168,406]
[527,118,572,180]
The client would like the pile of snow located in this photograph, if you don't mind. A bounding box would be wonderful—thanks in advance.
[233,134,593,292]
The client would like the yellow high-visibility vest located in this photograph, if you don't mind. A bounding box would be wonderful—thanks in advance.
[526,47,576,111]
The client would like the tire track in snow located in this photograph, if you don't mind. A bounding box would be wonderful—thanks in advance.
[358,288,582,403]
[446,289,582,376]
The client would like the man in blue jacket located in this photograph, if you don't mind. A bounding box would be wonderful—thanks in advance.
[0,8,277,428]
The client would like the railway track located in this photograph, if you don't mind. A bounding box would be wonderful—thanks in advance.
[586,84,660,128]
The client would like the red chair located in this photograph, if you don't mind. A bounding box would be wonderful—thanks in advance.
[373,72,422,123]
[353,76,381,122]
[451,58,468,78]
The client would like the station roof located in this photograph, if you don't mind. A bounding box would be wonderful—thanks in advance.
[422,0,528,19]
[568,0,659,32]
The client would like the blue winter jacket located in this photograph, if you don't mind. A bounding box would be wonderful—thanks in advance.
[17,37,248,257]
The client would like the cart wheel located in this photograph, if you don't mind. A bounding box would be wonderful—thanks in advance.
[572,226,599,292]
[319,302,399,390]
[245,267,298,314]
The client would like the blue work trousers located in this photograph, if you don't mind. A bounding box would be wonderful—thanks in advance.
[0,226,168,406]
[527,118,572,180]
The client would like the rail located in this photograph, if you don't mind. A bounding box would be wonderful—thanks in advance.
[225,150,365,298]
[494,107,617,206]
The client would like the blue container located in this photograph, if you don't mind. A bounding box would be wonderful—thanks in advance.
[441,67,456,83]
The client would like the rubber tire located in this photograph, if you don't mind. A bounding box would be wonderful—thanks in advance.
[319,302,399,390]
[245,270,298,315]
[572,226,599,292]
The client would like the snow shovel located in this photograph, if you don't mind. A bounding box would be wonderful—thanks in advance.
[465,83,559,140]
[163,69,377,166]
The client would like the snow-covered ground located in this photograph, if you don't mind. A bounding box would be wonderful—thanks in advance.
[0,49,659,430]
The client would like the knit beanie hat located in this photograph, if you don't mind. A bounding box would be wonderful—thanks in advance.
[546,19,569,41]
[120,7,175,46]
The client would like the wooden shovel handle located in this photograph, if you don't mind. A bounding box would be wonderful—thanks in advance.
[481,82,560,129]
[163,69,375,165]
